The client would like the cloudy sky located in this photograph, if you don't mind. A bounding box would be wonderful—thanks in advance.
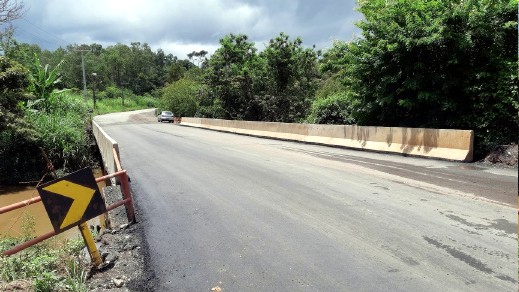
[11,0,362,58]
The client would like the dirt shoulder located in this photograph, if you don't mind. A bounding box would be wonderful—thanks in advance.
[478,143,518,169]
[87,186,155,291]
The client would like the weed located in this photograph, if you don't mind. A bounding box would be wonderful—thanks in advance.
[0,217,90,291]
[63,260,88,292]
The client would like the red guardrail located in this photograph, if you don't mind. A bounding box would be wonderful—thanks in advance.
[1,150,135,256]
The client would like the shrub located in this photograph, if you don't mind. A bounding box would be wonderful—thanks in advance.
[24,93,93,173]
[307,92,356,125]
[160,79,200,117]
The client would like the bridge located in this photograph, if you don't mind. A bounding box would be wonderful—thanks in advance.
[93,109,517,291]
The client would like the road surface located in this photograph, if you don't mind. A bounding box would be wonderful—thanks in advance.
[95,109,517,291]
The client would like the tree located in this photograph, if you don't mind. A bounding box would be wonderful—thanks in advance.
[187,50,208,67]
[0,56,28,114]
[103,43,131,88]
[160,78,200,117]
[1,37,41,67]
[166,58,196,83]
[0,0,24,24]
[346,0,518,155]
[0,0,25,56]
[259,32,320,122]
[206,33,264,120]
[0,56,42,184]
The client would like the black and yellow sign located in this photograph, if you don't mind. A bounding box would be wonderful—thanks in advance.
[37,167,106,232]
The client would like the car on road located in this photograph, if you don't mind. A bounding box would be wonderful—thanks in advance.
[158,111,174,123]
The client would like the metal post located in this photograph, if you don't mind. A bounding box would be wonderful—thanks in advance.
[78,222,103,266]
[120,171,136,223]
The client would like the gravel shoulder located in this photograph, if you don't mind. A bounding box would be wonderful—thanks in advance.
[87,186,155,291]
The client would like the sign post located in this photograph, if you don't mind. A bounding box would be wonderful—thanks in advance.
[37,167,106,265]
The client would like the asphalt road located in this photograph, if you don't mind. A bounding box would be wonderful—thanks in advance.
[95,109,517,291]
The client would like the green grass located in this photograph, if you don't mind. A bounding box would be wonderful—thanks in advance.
[0,215,89,291]
[88,94,159,116]
[24,93,93,173]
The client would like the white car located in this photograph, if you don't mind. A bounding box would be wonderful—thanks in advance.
[157,111,174,123]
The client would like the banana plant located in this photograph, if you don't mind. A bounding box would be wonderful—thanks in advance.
[28,53,63,112]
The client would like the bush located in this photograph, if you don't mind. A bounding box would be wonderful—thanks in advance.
[0,56,45,184]
[160,79,200,117]
[307,92,356,125]
[196,99,226,119]
[25,93,93,173]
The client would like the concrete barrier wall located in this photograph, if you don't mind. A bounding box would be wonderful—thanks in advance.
[181,118,474,161]
[92,120,120,179]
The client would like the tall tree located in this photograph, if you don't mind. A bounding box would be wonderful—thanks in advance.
[187,50,208,67]
[103,43,131,88]
[259,32,320,122]
[206,33,264,120]
[0,0,24,24]
[346,0,518,154]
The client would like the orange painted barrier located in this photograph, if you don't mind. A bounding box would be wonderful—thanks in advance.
[1,167,135,256]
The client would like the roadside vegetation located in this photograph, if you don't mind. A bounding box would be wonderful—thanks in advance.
[0,0,517,289]
[2,1,516,162]
[0,215,89,292]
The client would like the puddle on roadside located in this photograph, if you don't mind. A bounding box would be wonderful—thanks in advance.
[0,169,106,242]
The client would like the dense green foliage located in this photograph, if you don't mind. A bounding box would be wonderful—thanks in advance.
[0,57,44,184]
[204,33,320,122]
[342,0,518,155]
[0,40,196,97]
[205,34,263,120]
[259,33,320,122]
[160,78,200,117]
[24,93,92,172]
[0,56,94,184]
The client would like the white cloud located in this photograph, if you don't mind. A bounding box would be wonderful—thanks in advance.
[14,0,362,57]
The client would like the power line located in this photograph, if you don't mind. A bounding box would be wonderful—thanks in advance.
[21,19,65,46]
[9,19,66,49]
[15,27,57,47]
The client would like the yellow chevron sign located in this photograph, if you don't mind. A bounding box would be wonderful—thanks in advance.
[37,168,107,232]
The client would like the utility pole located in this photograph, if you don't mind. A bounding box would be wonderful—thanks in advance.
[91,73,97,109]
[76,49,91,101]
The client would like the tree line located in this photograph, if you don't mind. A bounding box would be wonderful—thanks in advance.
[1,0,517,158]
[1,36,197,95]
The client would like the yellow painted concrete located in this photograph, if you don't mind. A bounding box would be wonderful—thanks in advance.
[182,118,474,161]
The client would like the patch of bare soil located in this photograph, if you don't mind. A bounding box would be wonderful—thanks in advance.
[87,186,155,291]
[479,143,518,168]
[128,112,156,124]
[0,279,33,291]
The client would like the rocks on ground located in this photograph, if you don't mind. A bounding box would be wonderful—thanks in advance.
[480,143,518,168]
[86,185,155,291]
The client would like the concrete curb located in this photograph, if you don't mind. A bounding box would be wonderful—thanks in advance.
[92,120,120,184]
